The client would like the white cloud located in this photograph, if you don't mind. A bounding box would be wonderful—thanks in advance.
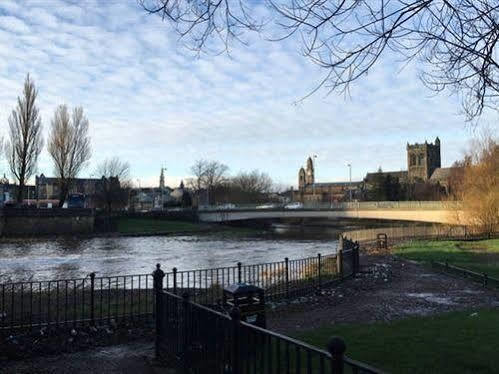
[0,0,495,189]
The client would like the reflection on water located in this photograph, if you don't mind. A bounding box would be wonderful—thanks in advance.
[0,225,338,283]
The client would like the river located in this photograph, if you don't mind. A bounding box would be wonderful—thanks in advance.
[0,225,340,283]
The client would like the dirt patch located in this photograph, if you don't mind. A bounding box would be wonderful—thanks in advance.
[267,252,499,334]
[1,342,171,374]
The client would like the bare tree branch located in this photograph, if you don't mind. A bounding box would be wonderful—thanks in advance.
[5,74,44,203]
[142,0,499,121]
[48,105,92,207]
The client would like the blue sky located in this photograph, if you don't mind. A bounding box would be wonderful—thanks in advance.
[0,0,496,188]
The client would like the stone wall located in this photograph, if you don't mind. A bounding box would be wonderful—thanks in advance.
[1,208,94,236]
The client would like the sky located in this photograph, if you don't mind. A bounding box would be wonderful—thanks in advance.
[0,0,496,189]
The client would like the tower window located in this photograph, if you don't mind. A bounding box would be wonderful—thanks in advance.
[410,154,416,166]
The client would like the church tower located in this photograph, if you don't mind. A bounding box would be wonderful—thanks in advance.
[298,167,306,189]
[305,157,315,185]
[159,168,165,189]
[407,137,441,181]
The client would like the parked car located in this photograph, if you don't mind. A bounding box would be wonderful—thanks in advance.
[284,202,303,210]
[256,203,277,209]
[219,203,236,210]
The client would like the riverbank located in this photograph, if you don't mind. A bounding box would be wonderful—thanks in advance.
[266,241,499,373]
[394,239,499,278]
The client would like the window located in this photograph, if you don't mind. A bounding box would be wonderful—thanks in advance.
[410,154,416,166]
[418,154,424,166]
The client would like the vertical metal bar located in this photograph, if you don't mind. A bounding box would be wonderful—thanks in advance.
[47,282,51,329]
[20,283,24,329]
[90,273,95,326]
[56,281,60,328]
[100,278,103,322]
[285,257,289,299]
[172,268,177,295]
[130,276,134,320]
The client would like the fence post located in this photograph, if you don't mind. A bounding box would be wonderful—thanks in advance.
[237,262,242,283]
[354,242,360,275]
[483,273,488,287]
[182,292,190,372]
[327,336,346,374]
[337,250,344,280]
[285,257,289,299]
[230,306,241,374]
[317,253,322,291]
[172,267,178,295]
[89,272,96,326]
[153,263,165,358]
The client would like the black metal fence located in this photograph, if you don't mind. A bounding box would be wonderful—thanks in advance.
[0,273,155,334]
[156,290,383,374]
[1,248,359,336]
[432,261,499,288]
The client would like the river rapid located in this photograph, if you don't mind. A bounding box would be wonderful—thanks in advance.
[0,225,340,283]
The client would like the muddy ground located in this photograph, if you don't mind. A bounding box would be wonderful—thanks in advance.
[267,252,499,333]
[4,250,498,373]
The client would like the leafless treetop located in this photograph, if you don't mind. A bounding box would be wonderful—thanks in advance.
[141,0,499,120]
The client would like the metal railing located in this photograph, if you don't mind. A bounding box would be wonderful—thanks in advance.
[199,201,454,212]
[432,261,499,288]
[1,248,360,335]
[0,273,154,334]
[156,290,383,374]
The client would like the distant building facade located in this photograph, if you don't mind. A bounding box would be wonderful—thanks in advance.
[364,137,453,190]
[294,137,455,203]
[294,157,363,203]
[35,174,107,208]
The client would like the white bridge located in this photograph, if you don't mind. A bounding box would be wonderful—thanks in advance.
[198,201,460,224]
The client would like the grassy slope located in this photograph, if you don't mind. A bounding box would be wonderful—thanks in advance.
[297,309,499,374]
[394,239,499,278]
[116,218,204,234]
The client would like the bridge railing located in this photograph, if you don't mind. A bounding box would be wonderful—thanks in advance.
[199,201,456,212]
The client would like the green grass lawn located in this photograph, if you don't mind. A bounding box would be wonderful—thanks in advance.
[394,239,499,278]
[116,218,206,234]
[297,308,499,374]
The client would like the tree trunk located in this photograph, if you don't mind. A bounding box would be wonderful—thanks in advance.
[17,177,25,205]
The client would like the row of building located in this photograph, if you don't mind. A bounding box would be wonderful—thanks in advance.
[0,168,188,210]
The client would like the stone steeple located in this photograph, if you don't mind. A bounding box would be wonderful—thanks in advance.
[159,168,165,189]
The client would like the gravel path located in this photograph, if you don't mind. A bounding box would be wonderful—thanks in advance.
[267,253,499,334]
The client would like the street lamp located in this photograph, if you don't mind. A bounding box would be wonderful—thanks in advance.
[312,154,318,205]
[347,163,352,202]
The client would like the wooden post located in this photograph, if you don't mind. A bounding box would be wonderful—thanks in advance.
[327,336,346,374]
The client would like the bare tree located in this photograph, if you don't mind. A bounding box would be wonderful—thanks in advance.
[231,170,273,195]
[187,159,229,204]
[48,105,92,207]
[187,159,208,195]
[203,160,229,192]
[6,74,43,203]
[141,1,499,121]
[95,157,131,212]
[449,130,498,235]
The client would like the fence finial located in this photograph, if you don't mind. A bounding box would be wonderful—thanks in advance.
[229,306,241,322]
[327,336,346,374]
